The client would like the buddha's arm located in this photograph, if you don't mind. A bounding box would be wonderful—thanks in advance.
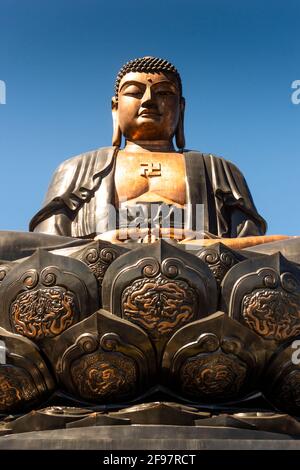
[230,208,266,237]
[33,213,72,236]
[30,157,79,236]
[221,160,267,238]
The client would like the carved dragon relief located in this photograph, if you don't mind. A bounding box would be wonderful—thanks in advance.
[222,253,300,344]
[0,250,99,342]
[0,365,38,412]
[121,274,198,342]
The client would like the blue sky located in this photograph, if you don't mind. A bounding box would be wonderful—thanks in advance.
[0,0,299,235]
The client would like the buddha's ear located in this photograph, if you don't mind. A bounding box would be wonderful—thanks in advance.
[175,97,186,151]
[180,97,185,114]
[111,96,118,111]
[111,96,122,147]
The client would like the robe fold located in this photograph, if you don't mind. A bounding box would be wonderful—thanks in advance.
[29,146,267,238]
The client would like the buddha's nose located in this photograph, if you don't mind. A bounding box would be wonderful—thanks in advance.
[141,86,155,107]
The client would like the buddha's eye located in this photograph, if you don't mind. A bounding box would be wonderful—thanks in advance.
[155,89,176,97]
[123,86,144,97]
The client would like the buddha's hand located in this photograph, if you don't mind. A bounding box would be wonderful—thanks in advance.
[94,227,214,244]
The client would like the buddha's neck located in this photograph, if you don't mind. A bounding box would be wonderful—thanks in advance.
[122,140,175,153]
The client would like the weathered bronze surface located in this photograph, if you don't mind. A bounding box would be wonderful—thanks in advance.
[194,414,256,430]
[71,240,128,302]
[108,402,209,425]
[0,327,55,413]
[262,339,300,414]
[2,402,300,443]
[234,412,300,436]
[197,243,247,288]
[7,406,91,434]
[66,412,131,427]
[44,309,156,403]
[0,260,15,285]
[162,312,266,402]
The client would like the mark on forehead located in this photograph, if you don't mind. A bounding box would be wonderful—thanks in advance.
[147,77,153,83]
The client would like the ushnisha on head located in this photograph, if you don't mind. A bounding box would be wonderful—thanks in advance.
[111,56,185,151]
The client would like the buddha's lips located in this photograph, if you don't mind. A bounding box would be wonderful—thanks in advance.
[138,110,161,117]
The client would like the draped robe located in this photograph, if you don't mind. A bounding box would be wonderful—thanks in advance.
[29,147,267,239]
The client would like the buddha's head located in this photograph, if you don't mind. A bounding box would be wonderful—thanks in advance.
[112,56,185,150]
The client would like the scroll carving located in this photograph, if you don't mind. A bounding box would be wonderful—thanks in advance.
[198,244,244,286]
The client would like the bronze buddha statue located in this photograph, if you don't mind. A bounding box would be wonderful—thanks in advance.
[29,57,267,243]
[1,57,300,442]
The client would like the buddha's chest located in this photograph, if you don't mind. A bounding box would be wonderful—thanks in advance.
[114,152,186,206]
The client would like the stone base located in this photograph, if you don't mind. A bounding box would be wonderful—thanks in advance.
[0,425,299,450]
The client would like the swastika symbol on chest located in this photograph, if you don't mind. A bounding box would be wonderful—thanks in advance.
[140,163,162,177]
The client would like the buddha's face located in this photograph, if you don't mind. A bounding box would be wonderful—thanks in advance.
[112,71,184,142]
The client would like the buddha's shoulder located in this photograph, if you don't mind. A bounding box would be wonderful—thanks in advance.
[55,146,114,173]
[185,150,241,172]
